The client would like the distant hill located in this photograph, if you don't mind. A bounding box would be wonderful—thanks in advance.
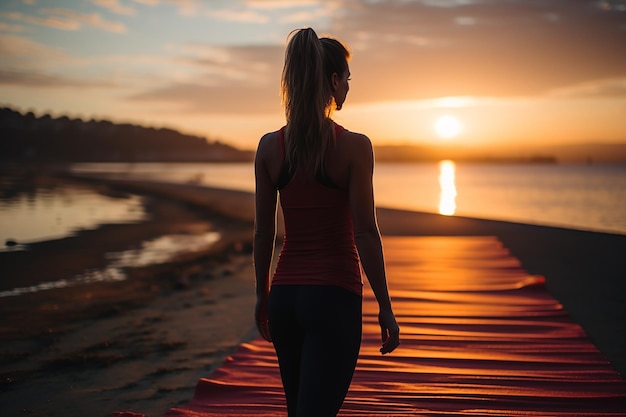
[525,143,626,163]
[373,144,558,163]
[0,107,254,163]
[373,142,626,163]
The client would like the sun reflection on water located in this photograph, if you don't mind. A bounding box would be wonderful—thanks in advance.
[438,160,457,216]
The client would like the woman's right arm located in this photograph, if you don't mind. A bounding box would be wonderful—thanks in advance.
[253,134,278,342]
[348,133,400,355]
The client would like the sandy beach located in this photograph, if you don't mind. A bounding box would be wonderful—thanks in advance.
[0,172,624,416]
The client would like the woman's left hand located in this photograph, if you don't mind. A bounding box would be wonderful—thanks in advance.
[378,309,400,354]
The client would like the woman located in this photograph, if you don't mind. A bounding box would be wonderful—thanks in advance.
[254,27,400,417]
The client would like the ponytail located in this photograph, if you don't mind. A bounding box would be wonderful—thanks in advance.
[281,28,345,179]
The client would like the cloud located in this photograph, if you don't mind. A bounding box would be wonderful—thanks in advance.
[0,10,81,30]
[129,44,284,113]
[0,8,127,32]
[201,1,339,27]
[246,0,324,9]
[141,0,202,16]
[173,43,282,79]
[93,0,136,16]
[0,35,68,67]
[205,8,268,24]
[0,34,164,90]
[129,81,281,114]
[414,0,481,7]
[325,0,626,101]
[0,69,118,88]
[39,8,127,32]
[548,77,626,98]
[166,43,232,64]
[105,0,202,15]
[279,4,337,24]
[0,21,25,32]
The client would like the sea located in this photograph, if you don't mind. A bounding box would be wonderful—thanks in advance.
[68,161,626,235]
[2,162,625,249]
[1,161,624,297]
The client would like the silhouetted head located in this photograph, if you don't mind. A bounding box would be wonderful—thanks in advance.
[281,28,351,118]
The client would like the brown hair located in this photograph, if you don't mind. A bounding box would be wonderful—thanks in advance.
[280,28,350,179]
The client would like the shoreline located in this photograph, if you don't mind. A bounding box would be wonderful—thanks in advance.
[0,174,624,416]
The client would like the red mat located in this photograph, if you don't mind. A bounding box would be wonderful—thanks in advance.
[164,236,626,416]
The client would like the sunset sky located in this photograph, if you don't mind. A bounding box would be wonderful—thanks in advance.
[1,0,625,150]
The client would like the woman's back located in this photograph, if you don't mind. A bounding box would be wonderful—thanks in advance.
[271,123,363,296]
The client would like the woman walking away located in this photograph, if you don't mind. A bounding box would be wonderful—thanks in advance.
[253,27,400,417]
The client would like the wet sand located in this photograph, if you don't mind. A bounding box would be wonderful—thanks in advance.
[0,174,256,416]
[0,174,624,416]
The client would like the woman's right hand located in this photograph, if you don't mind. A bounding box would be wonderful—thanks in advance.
[255,295,272,342]
[378,309,400,354]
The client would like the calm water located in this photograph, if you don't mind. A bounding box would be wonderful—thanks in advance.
[3,161,624,246]
[0,184,146,249]
[71,161,626,235]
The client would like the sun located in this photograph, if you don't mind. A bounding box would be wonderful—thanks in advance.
[434,115,463,139]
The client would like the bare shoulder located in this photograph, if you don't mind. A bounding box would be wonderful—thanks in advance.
[256,130,280,159]
[337,129,373,156]
[257,130,279,149]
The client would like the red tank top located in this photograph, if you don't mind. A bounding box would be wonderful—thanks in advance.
[271,123,363,296]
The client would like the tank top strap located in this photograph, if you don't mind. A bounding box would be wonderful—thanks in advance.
[334,122,345,137]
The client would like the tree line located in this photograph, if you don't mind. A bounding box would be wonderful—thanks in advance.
[0,107,254,163]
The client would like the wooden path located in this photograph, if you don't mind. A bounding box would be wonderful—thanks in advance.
[165,236,626,416]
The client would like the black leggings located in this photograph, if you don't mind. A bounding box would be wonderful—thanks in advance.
[268,285,362,417]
